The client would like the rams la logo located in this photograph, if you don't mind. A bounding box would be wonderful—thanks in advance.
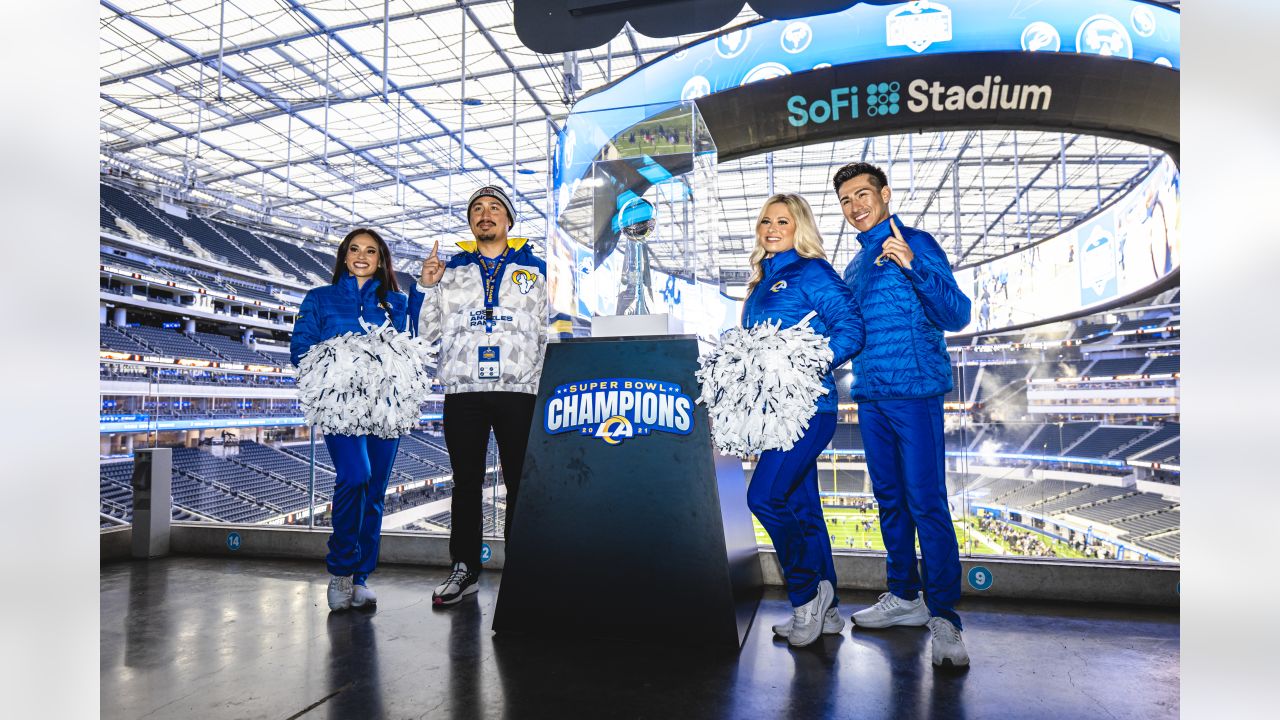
[511,269,538,294]
[593,415,634,445]
[545,377,694,445]
[481,348,497,360]
[770,280,788,292]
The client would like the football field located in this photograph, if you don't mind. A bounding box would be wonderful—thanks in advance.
[751,507,1087,558]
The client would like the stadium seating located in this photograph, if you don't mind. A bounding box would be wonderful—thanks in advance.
[234,441,335,498]
[1134,531,1179,559]
[1112,510,1179,537]
[1083,357,1148,377]
[101,250,167,276]
[945,365,981,403]
[1030,361,1088,380]
[831,424,864,451]
[100,204,120,232]
[1143,440,1179,465]
[993,480,1087,510]
[209,220,310,281]
[101,457,276,523]
[1033,484,1131,513]
[265,236,335,279]
[1121,424,1179,460]
[1115,317,1170,333]
[1068,493,1176,524]
[973,421,1040,454]
[121,325,224,362]
[192,331,279,365]
[1022,422,1095,455]
[1071,322,1113,339]
[961,475,1031,502]
[975,364,1030,399]
[1068,426,1155,459]
[100,185,191,255]
[424,501,507,536]
[166,212,260,272]
[100,324,152,355]
[404,432,453,468]
[172,447,310,512]
[1143,355,1180,375]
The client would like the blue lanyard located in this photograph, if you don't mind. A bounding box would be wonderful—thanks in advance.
[480,248,510,309]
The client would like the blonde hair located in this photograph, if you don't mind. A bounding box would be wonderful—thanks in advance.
[745,193,827,294]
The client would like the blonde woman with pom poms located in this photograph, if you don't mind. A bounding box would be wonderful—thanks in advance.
[740,193,865,648]
[290,228,410,612]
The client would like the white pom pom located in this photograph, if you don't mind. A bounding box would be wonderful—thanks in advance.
[297,318,438,439]
[695,312,833,458]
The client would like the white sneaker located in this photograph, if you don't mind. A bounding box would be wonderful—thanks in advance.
[351,583,377,608]
[928,617,970,669]
[432,562,479,606]
[772,607,844,639]
[327,575,353,611]
[851,591,930,629]
[788,580,835,648]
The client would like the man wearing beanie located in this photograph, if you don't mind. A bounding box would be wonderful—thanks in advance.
[409,185,548,606]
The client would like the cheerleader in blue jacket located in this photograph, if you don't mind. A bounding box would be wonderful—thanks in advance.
[741,193,864,648]
[290,228,409,612]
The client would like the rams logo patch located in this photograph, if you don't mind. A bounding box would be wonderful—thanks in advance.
[770,280,788,292]
[594,415,634,445]
[511,269,538,294]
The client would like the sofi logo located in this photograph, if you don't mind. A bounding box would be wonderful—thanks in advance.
[544,377,694,445]
[787,75,1051,126]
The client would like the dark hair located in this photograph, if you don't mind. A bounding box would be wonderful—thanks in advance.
[832,162,889,193]
[331,228,400,309]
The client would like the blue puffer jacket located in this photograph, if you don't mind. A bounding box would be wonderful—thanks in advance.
[841,215,971,402]
[290,272,410,366]
[741,249,864,414]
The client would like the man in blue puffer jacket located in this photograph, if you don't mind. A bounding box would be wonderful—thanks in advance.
[833,162,973,669]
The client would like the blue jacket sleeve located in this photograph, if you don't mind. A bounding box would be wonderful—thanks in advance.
[391,292,410,333]
[901,231,972,332]
[290,290,321,367]
[806,260,864,368]
[406,283,425,338]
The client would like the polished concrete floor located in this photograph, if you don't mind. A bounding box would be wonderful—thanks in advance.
[101,557,1178,720]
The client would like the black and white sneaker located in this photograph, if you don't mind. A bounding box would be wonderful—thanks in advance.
[432,562,479,606]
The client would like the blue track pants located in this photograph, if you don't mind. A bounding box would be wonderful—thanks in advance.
[747,412,839,608]
[323,434,400,584]
[858,396,962,629]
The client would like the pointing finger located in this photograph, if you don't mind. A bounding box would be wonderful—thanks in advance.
[431,239,439,258]
[889,217,904,241]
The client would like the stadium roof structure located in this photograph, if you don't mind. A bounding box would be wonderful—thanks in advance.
[100,0,1180,274]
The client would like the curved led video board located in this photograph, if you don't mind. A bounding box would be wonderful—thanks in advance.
[554,0,1180,212]
[953,155,1179,335]
[551,0,1180,333]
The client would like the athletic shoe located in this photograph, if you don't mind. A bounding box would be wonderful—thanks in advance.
[850,591,930,629]
[432,562,479,606]
[772,607,844,639]
[327,575,353,611]
[928,617,970,669]
[788,580,835,648]
[351,582,377,608]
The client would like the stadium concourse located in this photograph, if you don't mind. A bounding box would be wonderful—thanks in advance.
[98,1,1181,718]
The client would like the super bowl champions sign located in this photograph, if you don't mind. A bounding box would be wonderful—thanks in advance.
[544,378,694,445]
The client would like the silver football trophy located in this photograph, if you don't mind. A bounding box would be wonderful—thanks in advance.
[616,197,656,316]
